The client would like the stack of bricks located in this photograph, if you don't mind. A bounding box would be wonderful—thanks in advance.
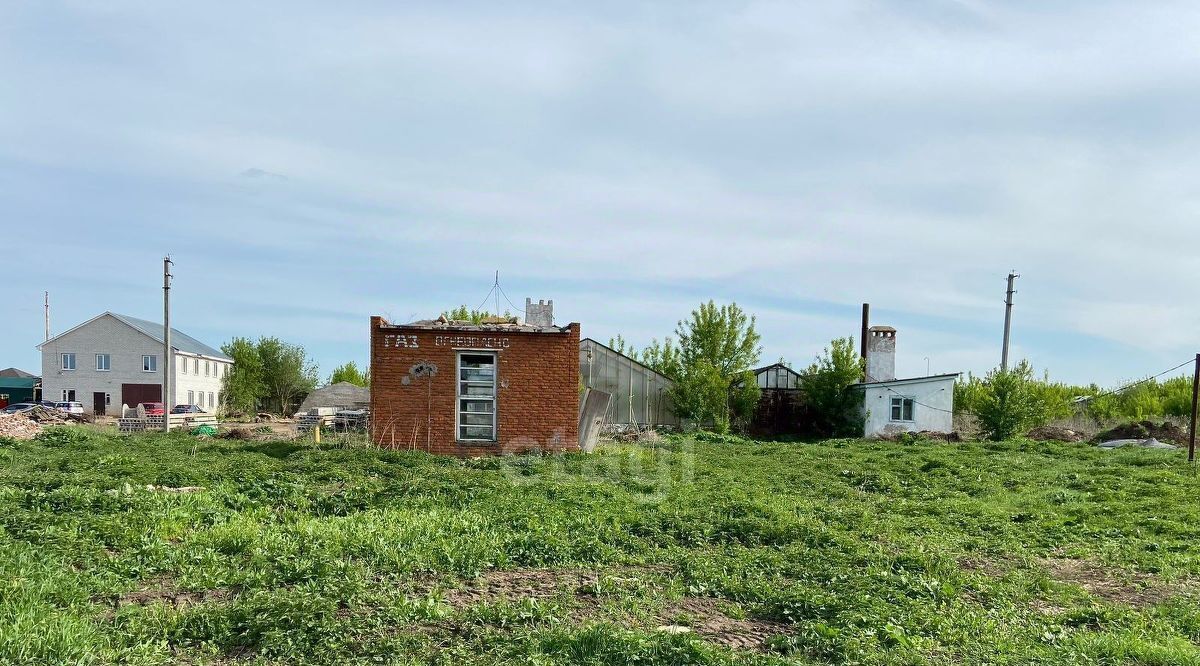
[369,316,580,457]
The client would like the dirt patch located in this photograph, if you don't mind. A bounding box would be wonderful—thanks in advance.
[441,568,605,609]
[433,567,785,651]
[1093,420,1188,445]
[1039,558,1178,607]
[1027,426,1085,442]
[958,557,1012,578]
[118,576,235,610]
[657,597,788,650]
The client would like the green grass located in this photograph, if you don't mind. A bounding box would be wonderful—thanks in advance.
[1,426,1199,665]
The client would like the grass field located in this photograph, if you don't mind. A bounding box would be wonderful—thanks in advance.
[2,427,1199,665]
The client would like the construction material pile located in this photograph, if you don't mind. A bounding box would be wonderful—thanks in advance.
[0,413,40,440]
[24,406,82,424]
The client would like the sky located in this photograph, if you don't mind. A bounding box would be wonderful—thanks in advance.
[1,1,1198,387]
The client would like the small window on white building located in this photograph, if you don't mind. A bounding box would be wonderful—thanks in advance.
[208,392,214,408]
[95,354,110,371]
[890,396,915,422]
[143,355,157,372]
[187,390,194,405]
[193,359,199,375]
[204,361,210,377]
[61,353,76,370]
[105,393,111,406]
[62,389,76,401]
[181,358,188,374]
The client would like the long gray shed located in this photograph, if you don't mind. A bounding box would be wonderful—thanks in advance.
[579,338,680,426]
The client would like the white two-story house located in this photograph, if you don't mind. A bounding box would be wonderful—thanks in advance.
[38,312,233,416]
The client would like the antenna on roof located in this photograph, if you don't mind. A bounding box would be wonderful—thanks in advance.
[44,291,50,341]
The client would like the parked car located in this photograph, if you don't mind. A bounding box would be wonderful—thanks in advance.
[171,404,204,414]
[54,401,84,415]
[3,403,36,413]
[139,402,165,416]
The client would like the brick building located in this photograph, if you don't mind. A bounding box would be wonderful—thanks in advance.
[369,300,580,456]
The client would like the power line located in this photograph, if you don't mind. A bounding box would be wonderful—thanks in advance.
[474,284,497,314]
[496,283,525,318]
[881,384,955,414]
[1083,358,1196,402]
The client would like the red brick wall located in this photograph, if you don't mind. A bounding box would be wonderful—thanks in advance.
[369,317,580,456]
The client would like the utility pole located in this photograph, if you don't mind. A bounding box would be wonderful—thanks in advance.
[43,291,50,341]
[163,256,173,433]
[1189,353,1199,464]
[494,270,500,317]
[1000,271,1019,371]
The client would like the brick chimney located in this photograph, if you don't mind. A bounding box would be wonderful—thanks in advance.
[866,326,896,382]
[525,298,554,327]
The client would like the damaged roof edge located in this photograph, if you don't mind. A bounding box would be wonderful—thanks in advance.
[373,315,575,334]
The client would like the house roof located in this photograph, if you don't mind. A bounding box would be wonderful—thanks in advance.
[0,367,37,378]
[856,372,960,388]
[38,312,232,361]
[753,362,802,377]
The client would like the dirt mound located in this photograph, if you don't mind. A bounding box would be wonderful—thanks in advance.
[1093,421,1188,445]
[1027,426,1084,442]
[875,430,962,442]
[221,427,254,440]
[0,413,40,440]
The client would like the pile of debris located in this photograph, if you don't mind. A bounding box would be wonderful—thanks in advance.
[0,413,40,440]
[1093,420,1188,445]
[1026,426,1085,442]
[24,406,84,424]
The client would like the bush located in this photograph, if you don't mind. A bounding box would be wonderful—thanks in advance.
[974,362,1048,441]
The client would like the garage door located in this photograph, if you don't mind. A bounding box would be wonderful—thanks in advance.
[121,383,162,408]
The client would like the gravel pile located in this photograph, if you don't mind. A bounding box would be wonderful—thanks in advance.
[0,413,41,440]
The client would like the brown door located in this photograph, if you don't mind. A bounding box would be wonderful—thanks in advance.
[93,392,106,416]
[121,383,162,409]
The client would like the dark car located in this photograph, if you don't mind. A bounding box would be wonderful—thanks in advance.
[3,403,36,413]
[171,404,204,414]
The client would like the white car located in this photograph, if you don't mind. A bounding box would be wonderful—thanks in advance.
[54,401,84,415]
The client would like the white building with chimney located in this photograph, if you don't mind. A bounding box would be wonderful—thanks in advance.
[856,325,958,437]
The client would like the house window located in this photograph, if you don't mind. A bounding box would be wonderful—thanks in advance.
[193,359,199,374]
[62,389,76,401]
[208,392,214,409]
[61,353,76,370]
[181,358,187,374]
[457,352,497,442]
[890,396,915,422]
[105,393,111,406]
[95,354,111,371]
[143,355,157,372]
[187,390,194,405]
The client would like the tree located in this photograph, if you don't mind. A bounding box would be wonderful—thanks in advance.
[641,337,682,379]
[671,359,734,432]
[802,337,865,437]
[329,361,369,387]
[220,337,264,415]
[975,361,1046,441]
[675,301,762,378]
[668,301,763,431]
[257,337,319,415]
